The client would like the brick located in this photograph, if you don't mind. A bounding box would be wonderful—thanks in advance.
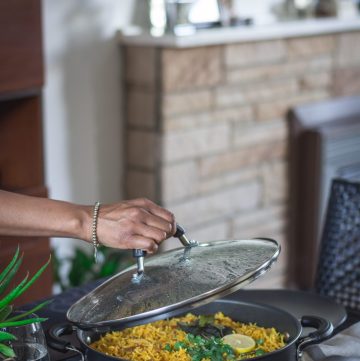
[215,79,298,108]
[125,47,157,87]
[162,90,213,117]
[162,46,223,92]
[213,106,254,125]
[287,35,335,59]
[126,130,158,169]
[125,170,156,200]
[262,161,288,205]
[169,181,262,227]
[161,161,198,203]
[233,120,287,148]
[199,166,260,195]
[163,106,253,131]
[127,88,157,129]
[232,205,286,238]
[163,124,230,163]
[199,141,287,177]
[163,112,212,131]
[333,67,360,96]
[188,221,230,243]
[335,32,360,68]
[225,40,286,68]
[214,86,246,108]
[299,72,332,91]
[226,56,333,85]
[255,90,330,121]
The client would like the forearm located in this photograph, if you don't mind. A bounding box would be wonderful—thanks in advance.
[0,190,92,241]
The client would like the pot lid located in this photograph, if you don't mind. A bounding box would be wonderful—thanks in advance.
[67,229,280,330]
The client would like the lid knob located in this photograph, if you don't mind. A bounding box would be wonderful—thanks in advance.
[174,224,198,247]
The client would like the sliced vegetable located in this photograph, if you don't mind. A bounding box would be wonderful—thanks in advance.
[222,333,256,354]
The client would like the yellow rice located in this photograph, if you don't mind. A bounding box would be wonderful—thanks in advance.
[91,312,286,361]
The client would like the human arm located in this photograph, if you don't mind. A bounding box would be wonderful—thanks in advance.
[0,190,175,253]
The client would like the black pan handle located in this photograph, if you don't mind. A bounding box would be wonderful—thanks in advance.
[47,322,77,352]
[296,315,334,360]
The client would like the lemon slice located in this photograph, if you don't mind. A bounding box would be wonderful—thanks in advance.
[222,334,256,354]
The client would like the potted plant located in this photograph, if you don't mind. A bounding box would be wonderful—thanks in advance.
[0,247,50,359]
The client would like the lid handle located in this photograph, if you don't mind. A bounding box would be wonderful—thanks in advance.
[174,224,198,247]
[132,249,146,277]
[132,224,197,278]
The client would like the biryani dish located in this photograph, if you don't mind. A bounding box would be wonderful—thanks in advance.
[91,312,287,361]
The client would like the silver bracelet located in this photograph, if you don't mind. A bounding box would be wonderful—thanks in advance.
[92,201,101,263]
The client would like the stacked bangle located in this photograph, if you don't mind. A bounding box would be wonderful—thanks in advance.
[92,201,101,263]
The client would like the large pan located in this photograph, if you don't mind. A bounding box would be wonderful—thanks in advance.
[47,299,333,361]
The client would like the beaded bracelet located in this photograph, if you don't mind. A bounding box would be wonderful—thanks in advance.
[92,201,101,263]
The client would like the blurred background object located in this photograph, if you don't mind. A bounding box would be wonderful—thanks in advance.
[165,0,197,35]
[314,0,338,17]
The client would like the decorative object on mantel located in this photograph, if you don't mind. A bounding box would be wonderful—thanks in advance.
[314,0,338,17]
[337,0,360,18]
[165,0,197,35]
[284,0,316,19]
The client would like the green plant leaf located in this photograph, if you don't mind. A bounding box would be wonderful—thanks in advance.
[0,253,23,295]
[69,250,92,286]
[5,300,51,322]
[0,246,19,285]
[99,259,118,277]
[13,256,51,300]
[0,342,16,358]
[0,317,47,328]
[0,306,12,322]
[0,331,17,342]
[0,274,29,310]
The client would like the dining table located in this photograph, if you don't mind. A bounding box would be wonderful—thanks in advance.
[22,279,360,361]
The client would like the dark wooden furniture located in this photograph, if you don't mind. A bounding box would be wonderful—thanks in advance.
[0,0,52,304]
[288,95,360,290]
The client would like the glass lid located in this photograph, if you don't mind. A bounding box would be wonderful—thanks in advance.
[67,237,280,329]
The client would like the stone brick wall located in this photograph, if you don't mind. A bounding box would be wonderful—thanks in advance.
[123,31,360,289]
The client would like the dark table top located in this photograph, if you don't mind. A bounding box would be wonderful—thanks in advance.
[23,280,360,361]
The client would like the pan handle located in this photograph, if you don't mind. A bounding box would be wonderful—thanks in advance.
[296,315,333,360]
[47,323,85,360]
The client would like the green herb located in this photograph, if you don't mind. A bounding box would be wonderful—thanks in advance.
[255,349,265,356]
[165,333,236,361]
[0,247,50,359]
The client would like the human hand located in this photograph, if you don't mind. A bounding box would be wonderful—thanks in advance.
[95,198,176,253]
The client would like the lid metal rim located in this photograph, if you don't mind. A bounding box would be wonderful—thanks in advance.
[67,239,280,329]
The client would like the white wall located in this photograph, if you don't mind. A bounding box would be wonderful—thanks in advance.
[42,0,140,257]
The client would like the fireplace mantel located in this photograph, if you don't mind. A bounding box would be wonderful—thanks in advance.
[120,23,360,289]
[119,17,360,48]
